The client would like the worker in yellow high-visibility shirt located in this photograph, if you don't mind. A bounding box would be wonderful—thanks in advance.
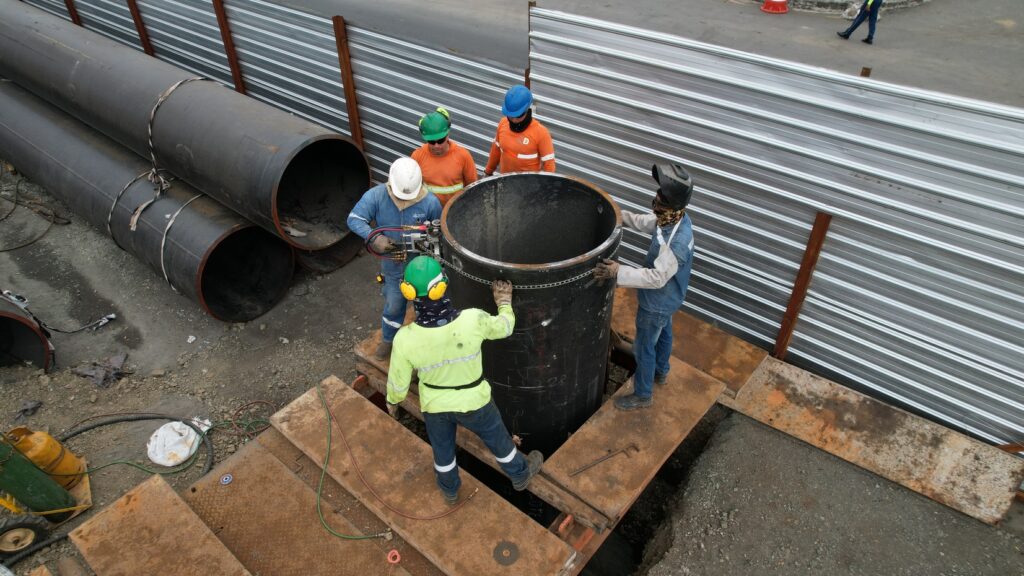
[837,0,884,45]
[385,256,543,504]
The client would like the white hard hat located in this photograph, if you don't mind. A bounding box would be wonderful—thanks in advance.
[388,157,423,200]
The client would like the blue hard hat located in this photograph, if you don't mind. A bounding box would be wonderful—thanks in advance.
[501,85,533,118]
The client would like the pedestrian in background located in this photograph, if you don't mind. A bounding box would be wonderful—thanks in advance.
[484,85,556,176]
[838,0,884,45]
[411,107,478,207]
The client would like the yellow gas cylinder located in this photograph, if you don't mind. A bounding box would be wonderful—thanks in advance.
[6,426,85,489]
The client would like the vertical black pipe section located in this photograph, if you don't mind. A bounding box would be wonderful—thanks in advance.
[441,173,622,456]
[0,82,294,322]
[0,0,368,250]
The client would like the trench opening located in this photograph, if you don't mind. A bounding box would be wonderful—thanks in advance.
[276,138,368,250]
[0,315,49,369]
[375,353,729,575]
[446,174,617,265]
[200,227,293,322]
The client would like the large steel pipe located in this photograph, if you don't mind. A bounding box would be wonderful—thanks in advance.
[441,173,622,456]
[0,81,294,322]
[0,0,369,250]
[0,296,53,371]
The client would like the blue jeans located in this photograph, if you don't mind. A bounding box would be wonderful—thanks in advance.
[843,1,882,39]
[380,272,407,343]
[632,308,674,399]
[423,400,528,497]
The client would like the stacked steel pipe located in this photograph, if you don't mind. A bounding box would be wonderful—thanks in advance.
[0,1,369,337]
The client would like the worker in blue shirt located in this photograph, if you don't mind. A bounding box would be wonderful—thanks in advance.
[347,157,442,358]
[594,163,695,410]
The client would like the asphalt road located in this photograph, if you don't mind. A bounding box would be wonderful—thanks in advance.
[280,0,1024,107]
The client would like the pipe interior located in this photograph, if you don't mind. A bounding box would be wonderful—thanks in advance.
[276,138,368,249]
[201,228,294,322]
[446,174,618,265]
[0,315,48,368]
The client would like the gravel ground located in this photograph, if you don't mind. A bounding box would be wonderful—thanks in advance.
[646,414,1024,576]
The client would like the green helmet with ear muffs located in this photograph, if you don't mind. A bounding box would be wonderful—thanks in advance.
[401,255,448,300]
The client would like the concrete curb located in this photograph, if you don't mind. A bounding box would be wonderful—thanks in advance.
[786,0,930,14]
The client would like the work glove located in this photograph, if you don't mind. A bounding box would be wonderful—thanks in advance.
[386,403,399,419]
[593,259,619,281]
[372,235,396,253]
[492,280,513,307]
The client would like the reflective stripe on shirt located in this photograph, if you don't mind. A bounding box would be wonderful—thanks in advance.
[417,351,481,374]
[426,183,464,195]
[540,153,555,161]
[516,153,538,159]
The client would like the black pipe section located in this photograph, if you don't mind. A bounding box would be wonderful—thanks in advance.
[441,173,622,456]
[0,0,369,250]
[0,81,294,322]
[0,296,53,371]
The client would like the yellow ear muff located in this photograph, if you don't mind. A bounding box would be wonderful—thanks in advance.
[400,281,418,301]
[427,277,448,301]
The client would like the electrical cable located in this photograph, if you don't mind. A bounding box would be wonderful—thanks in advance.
[316,382,477,525]
[1,533,68,568]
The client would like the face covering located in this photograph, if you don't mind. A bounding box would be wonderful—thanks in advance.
[508,108,533,133]
[652,194,685,227]
[413,295,461,328]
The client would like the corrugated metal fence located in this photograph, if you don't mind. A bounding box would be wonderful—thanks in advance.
[529,8,1024,445]
[13,0,1023,446]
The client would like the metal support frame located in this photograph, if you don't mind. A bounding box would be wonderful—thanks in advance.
[125,0,155,56]
[331,16,364,150]
[62,0,82,26]
[211,0,246,94]
[773,211,833,360]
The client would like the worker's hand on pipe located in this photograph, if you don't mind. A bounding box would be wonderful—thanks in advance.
[492,280,513,307]
[594,259,619,281]
[386,403,399,419]
[372,235,396,253]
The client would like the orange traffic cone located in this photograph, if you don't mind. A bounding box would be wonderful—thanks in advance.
[761,0,789,14]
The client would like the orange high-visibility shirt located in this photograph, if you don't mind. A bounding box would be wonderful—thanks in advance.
[484,117,556,174]
[411,140,478,207]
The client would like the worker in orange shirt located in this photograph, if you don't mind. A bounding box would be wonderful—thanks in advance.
[411,108,478,207]
[483,85,556,176]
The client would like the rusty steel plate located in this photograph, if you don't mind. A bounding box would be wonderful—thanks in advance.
[182,441,411,576]
[722,357,1024,524]
[27,566,54,576]
[611,288,767,397]
[544,357,725,521]
[69,475,250,576]
[272,377,577,576]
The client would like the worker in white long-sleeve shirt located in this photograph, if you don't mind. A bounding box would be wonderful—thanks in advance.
[594,163,695,410]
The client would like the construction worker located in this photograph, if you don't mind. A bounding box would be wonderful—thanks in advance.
[411,108,478,207]
[483,85,556,176]
[385,256,544,503]
[347,158,442,359]
[593,163,695,410]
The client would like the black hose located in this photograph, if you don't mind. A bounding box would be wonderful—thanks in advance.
[1,533,68,568]
[57,414,215,475]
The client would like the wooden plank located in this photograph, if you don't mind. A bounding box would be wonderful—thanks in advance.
[256,428,443,576]
[543,357,725,521]
[721,357,1024,524]
[69,476,250,576]
[610,288,767,397]
[271,377,577,576]
[354,336,614,532]
[182,441,412,576]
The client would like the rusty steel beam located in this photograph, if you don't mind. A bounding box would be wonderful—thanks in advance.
[773,211,832,360]
[331,16,364,149]
[62,0,82,26]
[125,0,155,56]
[211,0,246,94]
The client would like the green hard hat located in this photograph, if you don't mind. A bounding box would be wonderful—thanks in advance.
[418,109,451,142]
[404,255,444,296]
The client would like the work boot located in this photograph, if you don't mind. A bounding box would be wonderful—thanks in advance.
[862,37,873,45]
[837,31,850,40]
[374,340,392,360]
[512,450,544,491]
[654,372,669,386]
[614,394,652,411]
